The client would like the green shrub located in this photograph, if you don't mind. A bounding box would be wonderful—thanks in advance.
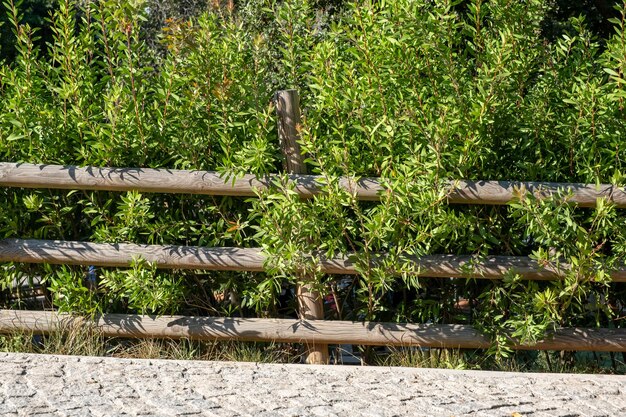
[1,0,625,357]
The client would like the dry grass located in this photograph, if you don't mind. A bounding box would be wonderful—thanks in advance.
[377,347,469,370]
[0,324,299,363]
[0,320,105,357]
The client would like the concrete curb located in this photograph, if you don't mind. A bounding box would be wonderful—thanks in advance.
[0,352,624,416]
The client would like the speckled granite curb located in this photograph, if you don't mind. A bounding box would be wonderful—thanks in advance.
[0,352,624,416]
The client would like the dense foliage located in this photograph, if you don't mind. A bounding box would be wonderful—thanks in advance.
[2,0,626,357]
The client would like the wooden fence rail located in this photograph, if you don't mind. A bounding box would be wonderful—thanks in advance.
[2,162,626,207]
[3,238,626,281]
[2,309,626,352]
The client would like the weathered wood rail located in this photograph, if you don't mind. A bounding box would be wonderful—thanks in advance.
[2,162,626,207]
[2,238,626,281]
[2,310,626,352]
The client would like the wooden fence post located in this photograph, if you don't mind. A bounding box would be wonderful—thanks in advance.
[275,89,329,365]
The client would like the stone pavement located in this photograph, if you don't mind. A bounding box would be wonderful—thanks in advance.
[0,352,624,417]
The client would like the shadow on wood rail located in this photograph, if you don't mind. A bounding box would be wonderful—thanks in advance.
[2,238,626,281]
[1,310,625,352]
[1,162,626,207]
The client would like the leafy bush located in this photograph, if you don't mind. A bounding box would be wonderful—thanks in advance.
[1,0,626,356]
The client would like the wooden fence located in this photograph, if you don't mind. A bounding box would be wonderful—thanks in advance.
[1,90,626,363]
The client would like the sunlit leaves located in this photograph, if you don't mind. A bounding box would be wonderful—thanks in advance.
[1,0,626,357]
